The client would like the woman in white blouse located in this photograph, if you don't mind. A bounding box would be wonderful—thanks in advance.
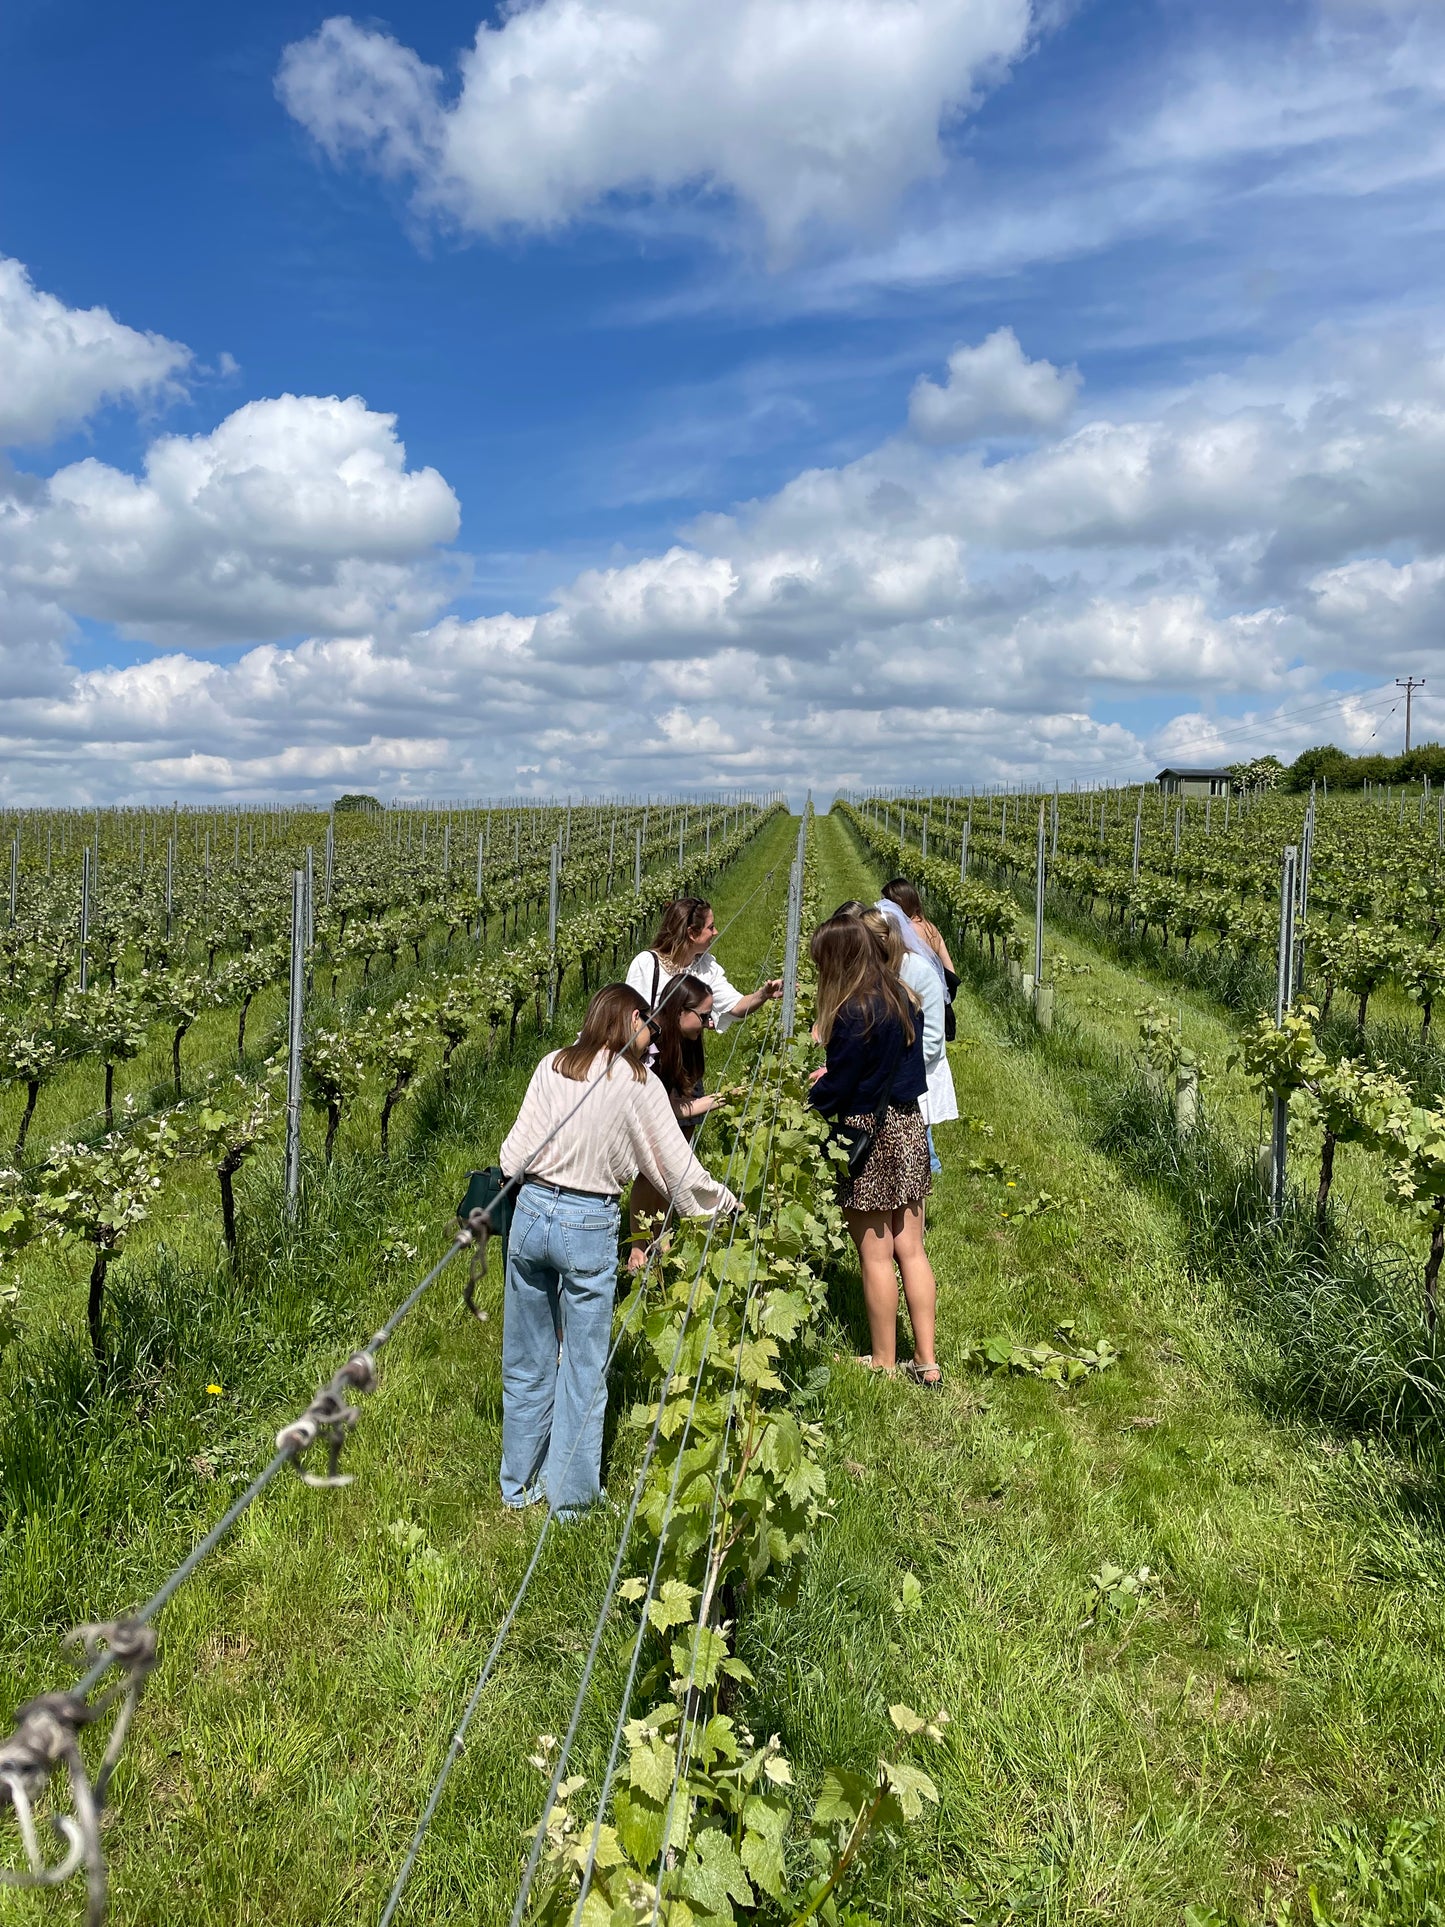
[877,892,959,1171]
[625,897,782,1028]
[497,982,739,1518]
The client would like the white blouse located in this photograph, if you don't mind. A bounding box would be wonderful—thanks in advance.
[625,947,747,1031]
[900,953,958,1126]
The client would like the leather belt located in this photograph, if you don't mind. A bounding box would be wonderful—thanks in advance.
[522,1178,621,1204]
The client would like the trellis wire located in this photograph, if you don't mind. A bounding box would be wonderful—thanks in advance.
[375,903,788,1926]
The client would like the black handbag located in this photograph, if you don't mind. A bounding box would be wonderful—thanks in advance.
[830,1025,905,1181]
[457,1168,519,1318]
[943,964,960,1043]
[458,1166,517,1242]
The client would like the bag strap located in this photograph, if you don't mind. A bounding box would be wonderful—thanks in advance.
[650,952,661,1013]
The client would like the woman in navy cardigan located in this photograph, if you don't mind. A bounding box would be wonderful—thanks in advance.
[808,914,941,1384]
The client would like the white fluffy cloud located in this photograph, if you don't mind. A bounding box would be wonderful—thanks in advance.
[277,0,1035,248]
[0,257,191,448]
[0,392,461,647]
[7,253,1445,801]
[908,328,1079,441]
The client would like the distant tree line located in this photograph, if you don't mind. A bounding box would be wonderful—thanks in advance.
[1281,743,1445,791]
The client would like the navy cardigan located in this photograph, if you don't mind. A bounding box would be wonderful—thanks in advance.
[809,1001,926,1121]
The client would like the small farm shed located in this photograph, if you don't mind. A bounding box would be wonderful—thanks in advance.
[1155,767,1232,797]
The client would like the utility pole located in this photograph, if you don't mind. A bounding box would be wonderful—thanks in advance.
[1398,676,1426,753]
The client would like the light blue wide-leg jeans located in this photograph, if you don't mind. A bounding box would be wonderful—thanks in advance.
[500,1183,620,1517]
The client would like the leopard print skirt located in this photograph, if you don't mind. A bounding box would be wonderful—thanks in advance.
[838,1102,932,1213]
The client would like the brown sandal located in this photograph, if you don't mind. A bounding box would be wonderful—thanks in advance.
[903,1360,944,1388]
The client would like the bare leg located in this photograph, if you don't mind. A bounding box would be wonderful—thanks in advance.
[628,1173,667,1269]
[891,1202,937,1371]
[845,1208,899,1368]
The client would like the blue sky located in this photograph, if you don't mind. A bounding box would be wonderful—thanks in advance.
[1,0,1442,800]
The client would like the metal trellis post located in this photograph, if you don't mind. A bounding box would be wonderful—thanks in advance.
[1270,844,1299,1224]
[1034,803,1046,988]
[78,845,90,994]
[284,869,306,1218]
[546,840,560,1024]
[780,852,803,1039]
[1294,790,1314,994]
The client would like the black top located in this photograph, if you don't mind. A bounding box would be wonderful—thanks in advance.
[809,1001,927,1120]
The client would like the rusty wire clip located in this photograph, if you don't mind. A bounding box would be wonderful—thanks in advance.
[460,1206,498,1322]
[0,1620,157,1927]
[276,1350,377,1488]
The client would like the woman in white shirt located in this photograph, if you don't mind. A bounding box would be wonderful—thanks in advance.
[497,982,739,1518]
[876,896,958,1171]
[625,897,782,1029]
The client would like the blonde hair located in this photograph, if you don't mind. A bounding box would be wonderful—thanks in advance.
[858,906,906,974]
[809,916,916,1048]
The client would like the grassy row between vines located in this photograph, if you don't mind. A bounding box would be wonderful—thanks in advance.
[777,812,1445,1924]
[941,842,1438,1281]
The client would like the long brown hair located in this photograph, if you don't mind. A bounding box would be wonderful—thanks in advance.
[651,898,712,968]
[810,916,916,1048]
[883,876,951,967]
[882,877,925,919]
[553,983,650,1083]
[648,972,710,1108]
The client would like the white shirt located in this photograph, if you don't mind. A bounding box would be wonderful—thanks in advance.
[899,952,958,1126]
[499,1049,739,1217]
[899,954,944,1073]
[625,947,746,1031]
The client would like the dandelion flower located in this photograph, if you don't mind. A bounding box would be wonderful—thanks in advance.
[206,1384,224,1396]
